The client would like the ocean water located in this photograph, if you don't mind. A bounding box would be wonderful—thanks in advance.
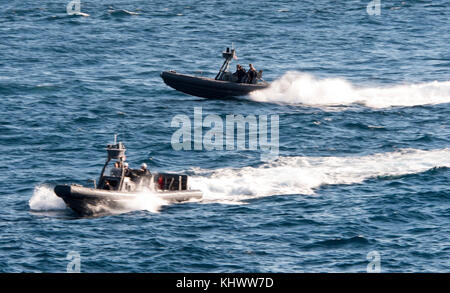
[1,0,449,272]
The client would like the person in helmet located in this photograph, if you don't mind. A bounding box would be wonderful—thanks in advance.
[140,163,151,175]
[123,162,132,177]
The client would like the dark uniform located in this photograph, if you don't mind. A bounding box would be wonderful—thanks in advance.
[236,67,246,83]
[247,68,257,84]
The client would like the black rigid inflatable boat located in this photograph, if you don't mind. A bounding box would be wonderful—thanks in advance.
[161,47,269,99]
[161,70,268,99]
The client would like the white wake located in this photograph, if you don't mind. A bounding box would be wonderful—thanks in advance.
[250,71,450,108]
[189,148,450,203]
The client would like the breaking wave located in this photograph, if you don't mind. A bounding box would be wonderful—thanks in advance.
[250,71,450,108]
[190,148,450,203]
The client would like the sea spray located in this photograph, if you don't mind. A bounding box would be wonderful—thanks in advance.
[121,189,169,214]
[29,185,66,211]
[250,71,450,108]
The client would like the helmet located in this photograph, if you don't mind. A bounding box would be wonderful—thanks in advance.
[141,163,147,169]
[123,162,129,168]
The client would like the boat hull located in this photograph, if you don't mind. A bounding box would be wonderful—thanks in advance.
[54,184,203,216]
[161,71,269,99]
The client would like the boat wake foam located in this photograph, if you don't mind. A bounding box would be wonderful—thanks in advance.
[249,71,450,108]
[189,148,450,203]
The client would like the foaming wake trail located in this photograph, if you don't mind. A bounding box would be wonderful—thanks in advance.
[189,148,450,203]
[250,71,450,108]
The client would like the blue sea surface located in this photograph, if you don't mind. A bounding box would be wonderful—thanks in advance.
[0,0,449,272]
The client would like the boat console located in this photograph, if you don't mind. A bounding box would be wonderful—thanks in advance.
[96,136,189,192]
[215,47,236,81]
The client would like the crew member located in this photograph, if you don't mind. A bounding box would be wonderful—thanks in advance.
[140,163,151,175]
[104,180,112,190]
[158,175,164,190]
[247,64,257,84]
[234,64,246,83]
[110,161,122,177]
[123,162,131,176]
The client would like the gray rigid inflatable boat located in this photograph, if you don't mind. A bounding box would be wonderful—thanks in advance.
[54,138,202,216]
[54,184,202,216]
